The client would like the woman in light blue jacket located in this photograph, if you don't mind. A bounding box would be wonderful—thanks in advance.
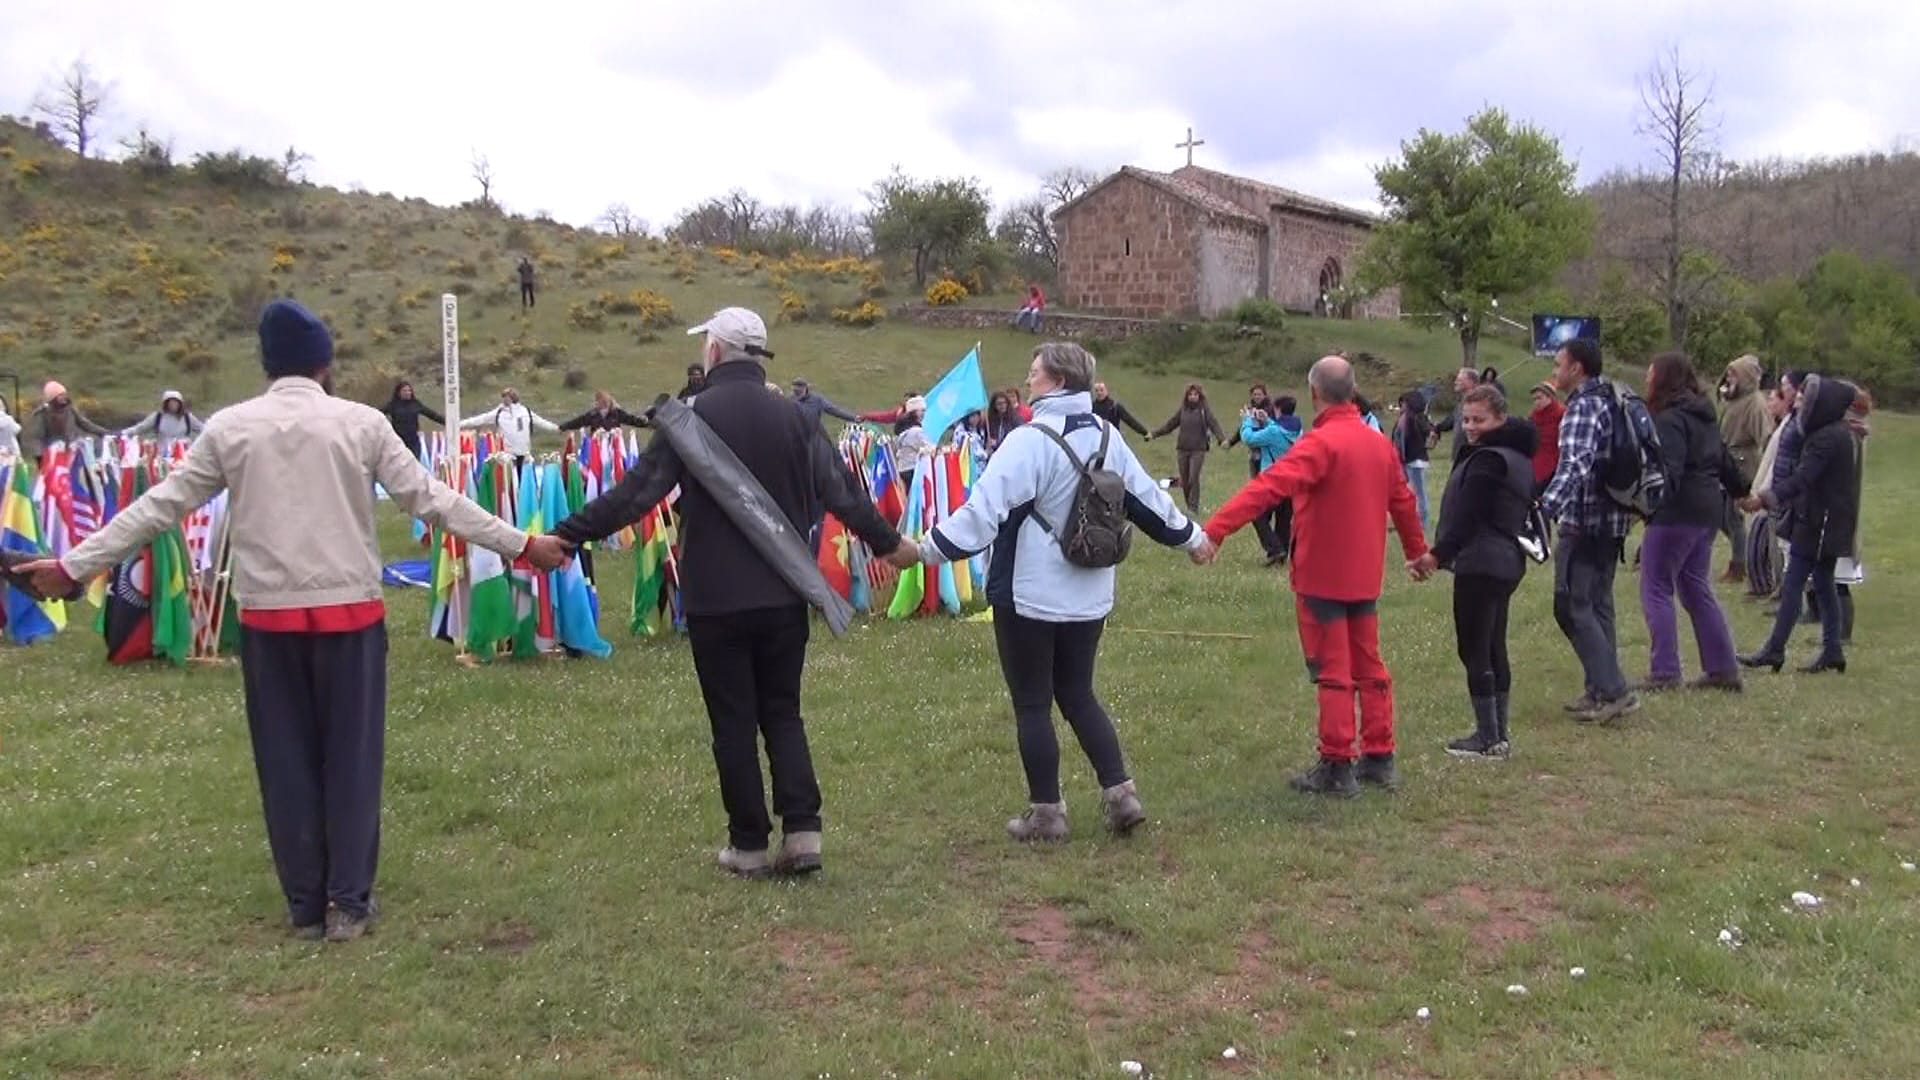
[923,343,1209,844]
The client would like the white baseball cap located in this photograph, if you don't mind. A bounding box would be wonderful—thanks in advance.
[687,307,771,357]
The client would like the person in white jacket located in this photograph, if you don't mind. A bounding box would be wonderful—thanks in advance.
[0,393,20,459]
[123,389,206,454]
[460,388,557,467]
[921,342,1213,844]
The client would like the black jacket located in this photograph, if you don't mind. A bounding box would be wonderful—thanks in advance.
[1396,408,1432,465]
[382,398,444,448]
[1091,396,1148,436]
[552,361,902,616]
[558,405,648,432]
[1651,394,1745,529]
[1432,417,1537,584]
[1768,376,1860,561]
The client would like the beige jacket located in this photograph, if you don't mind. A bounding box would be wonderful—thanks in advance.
[63,378,528,610]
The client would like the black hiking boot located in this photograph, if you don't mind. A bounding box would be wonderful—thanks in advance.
[1494,692,1512,754]
[1447,696,1507,760]
[1288,757,1359,798]
[1354,753,1400,791]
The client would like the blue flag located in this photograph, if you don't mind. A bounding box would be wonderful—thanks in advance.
[921,346,989,445]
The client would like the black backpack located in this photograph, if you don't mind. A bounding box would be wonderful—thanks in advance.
[1600,381,1668,517]
[1030,420,1133,568]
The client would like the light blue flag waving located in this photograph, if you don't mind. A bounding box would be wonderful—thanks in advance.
[921,345,989,444]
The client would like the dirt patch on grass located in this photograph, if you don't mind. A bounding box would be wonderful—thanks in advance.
[237,986,316,1016]
[478,921,538,954]
[1422,883,1560,949]
[1004,902,1149,1026]
[0,995,96,1031]
[1700,1027,1747,1056]
[774,929,854,978]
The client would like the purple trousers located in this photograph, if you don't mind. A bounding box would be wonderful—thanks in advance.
[1639,524,1739,680]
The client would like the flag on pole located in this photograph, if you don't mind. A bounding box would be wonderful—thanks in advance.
[1,462,65,644]
[920,345,990,444]
[886,473,926,619]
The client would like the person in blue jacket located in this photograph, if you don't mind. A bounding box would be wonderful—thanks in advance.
[1239,396,1302,565]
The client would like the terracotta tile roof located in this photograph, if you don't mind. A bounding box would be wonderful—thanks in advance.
[1173,165,1380,227]
[1053,166,1267,228]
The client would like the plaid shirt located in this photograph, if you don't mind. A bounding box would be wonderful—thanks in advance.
[1537,378,1633,538]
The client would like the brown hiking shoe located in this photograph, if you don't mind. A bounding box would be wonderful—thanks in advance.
[717,846,773,880]
[773,831,822,876]
[1101,781,1146,834]
[1006,802,1069,843]
[323,900,379,944]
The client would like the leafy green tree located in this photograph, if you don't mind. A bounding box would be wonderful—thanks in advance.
[1589,265,1667,367]
[866,170,992,288]
[1359,107,1593,366]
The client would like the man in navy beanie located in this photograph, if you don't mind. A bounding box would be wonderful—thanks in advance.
[22,299,569,942]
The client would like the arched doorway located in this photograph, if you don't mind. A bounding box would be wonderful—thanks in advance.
[1315,257,1350,318]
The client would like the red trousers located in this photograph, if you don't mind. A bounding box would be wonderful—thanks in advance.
[1295,595,1395,761]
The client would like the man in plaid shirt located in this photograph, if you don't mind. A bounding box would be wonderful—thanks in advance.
[1536,339,1640,722]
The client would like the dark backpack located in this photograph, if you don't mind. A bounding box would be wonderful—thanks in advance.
[1030,420,1133,568]
[1600,381,1668,517]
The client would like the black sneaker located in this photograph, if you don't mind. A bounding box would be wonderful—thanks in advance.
[1288,757,1359,798]
[1354,753,1400,791]
[1445,731,1509,760]
[1562,693,1598,715]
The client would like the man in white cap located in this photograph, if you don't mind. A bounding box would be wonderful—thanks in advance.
[549,307,918,879]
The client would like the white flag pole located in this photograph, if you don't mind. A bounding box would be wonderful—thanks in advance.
[440,294,473,663]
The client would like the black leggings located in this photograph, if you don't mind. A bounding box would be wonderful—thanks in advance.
[1453,574,1518,698]
[992,606,1128,803]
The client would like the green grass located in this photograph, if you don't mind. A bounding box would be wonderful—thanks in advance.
[4,408,1919,1078]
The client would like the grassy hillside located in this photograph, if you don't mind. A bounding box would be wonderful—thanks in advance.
[0,120,1527,437]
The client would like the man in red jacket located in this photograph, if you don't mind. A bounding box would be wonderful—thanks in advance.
[1202,356,1429,797]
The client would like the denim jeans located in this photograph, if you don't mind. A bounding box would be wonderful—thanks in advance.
[1013,307,1041,332]
[1404,463,1430,532]
[1759,550,1843,657]
[1553,530,1627,701]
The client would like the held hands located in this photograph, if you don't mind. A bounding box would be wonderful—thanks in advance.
[524,535,573,571]
[1188,535,1219,565]
[6,557,82,602]
[1407,553,1439,582]
[1735,494,1765,514]
[885,537,923,569]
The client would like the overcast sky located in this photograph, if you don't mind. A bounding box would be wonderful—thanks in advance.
[5,0,1917,228]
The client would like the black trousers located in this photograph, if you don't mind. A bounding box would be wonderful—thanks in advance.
[992,606,1128,803]
[1453,574,1518,698]
[686,605,817,851]
[1245,456,1290,557]
[520,283,535,308]
[240,622,388,924]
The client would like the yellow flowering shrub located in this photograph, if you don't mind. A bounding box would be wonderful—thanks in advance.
[15,158,43,179]
[830,300,886,327]
[925,279,969,306]
[628,288,676,329]
[777,290,810,322]
[271,251,296,273]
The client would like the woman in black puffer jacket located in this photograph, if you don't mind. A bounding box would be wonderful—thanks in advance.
[1411,384,1537,760]
[382,381,444,461]
[1740,374,1860,674]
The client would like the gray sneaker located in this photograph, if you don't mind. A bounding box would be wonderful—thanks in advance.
[1006,802,1070,843]
[773,831,822,876]
[1582,692,1643,724]
[1563,692,1598,715]
[323,900,379,944]
[717,846,773,880]
[1101,781,1146,834]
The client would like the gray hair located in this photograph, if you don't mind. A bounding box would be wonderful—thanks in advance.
[1308,356,1356,404]
[709,338,758,366]
[1033,341,1096,392]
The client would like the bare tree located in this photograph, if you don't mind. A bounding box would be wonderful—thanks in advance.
[1040,166,1099,208]
[34,59,111,159]
[597,202,643,237]
[1636,46,1719,346]
[278,145,314,183]
[470,150,495,207]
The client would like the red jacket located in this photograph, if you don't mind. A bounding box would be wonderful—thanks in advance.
[1530,400,1564,486]
[1206,402,1426,602]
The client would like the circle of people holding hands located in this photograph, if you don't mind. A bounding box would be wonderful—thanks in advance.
[0,296,1868,942]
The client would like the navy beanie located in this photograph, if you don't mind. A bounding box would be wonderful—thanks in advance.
[258,299,334,377]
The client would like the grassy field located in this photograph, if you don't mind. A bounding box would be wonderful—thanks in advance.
[3,391,1917,1077]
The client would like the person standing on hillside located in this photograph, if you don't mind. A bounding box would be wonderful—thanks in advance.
[919,342,1210,841]
[26,382,110,457]
[548,307,917,879]
[1148,384,1225,514]
[1528,383,1564,498]
[1716,354,1773,584]
[123,390,206,455]
[17,299,568,942]
[381,381,444,462]
[1090,382,1148,436]
[1236,393,1301,566]
[789,378,860,431]
[1411,385,1536,760]
[1202,356,1429,797]
[461,388,558,470]
[558,390,647,432]
[1537,339,1639,723]
[517,256,536,309]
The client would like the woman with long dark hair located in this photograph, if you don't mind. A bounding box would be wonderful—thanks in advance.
[382,381,444,461]
[1739,374,1860,674]
[985,390,1024,451]
[1637,352,1743,692]
[1149,383,1225,514]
